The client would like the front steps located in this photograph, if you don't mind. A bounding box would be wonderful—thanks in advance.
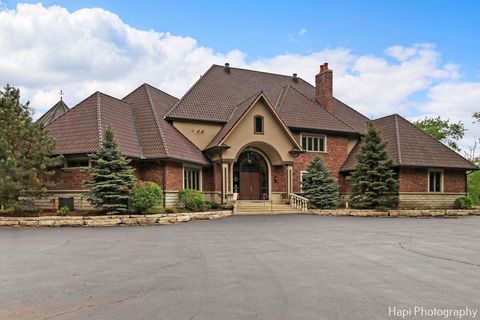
[235,200,303,215]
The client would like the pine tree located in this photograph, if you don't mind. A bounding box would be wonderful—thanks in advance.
[83,126,135,214]
[301,156,338,209]
[349,123,399,209]
[0,85,63,209]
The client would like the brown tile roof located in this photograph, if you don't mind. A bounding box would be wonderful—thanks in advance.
[332,98,369,134]
[166,64,367,135]
[46,92,142,157]
[45,85,209,165]
[341,114,478,171]
[36,99,69,126]
[123,84,209,165]
[276,86,358,134]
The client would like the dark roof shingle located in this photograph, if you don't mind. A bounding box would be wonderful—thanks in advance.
[46,92,142,157]
[341,114,478,171]
[36,100,69,126]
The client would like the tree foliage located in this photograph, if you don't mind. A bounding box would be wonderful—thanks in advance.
[301,156,338,209]
[83,126,135,214]
[413,116,465,152]
[130,182,163,213]
[349,123,399,210]
[0,85,63,209]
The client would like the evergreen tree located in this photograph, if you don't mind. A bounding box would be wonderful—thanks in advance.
[83,126,135,214]
[349,123,399,209]
[0,85,62,209]
[301,156,338,209]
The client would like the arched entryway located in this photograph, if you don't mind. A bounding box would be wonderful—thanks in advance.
[233,150,269,200]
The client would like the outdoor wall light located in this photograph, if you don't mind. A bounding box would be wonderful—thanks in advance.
[274,176,278,183]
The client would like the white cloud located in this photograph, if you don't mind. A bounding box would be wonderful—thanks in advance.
[297,28,307,36]
[0,3,478,150]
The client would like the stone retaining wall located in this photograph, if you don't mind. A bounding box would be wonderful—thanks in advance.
[309,209,480,217]
[0,211,232,227]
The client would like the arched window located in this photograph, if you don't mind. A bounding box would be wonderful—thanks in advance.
[254,115,264,134]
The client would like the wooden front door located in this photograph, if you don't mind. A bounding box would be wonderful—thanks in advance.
[239,171,262,200]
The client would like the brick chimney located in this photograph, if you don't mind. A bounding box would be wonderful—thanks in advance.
[315,62,333,113]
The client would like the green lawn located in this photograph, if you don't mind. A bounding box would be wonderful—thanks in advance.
[468,170,480,205]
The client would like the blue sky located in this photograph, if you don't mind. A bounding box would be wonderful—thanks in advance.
[3,0,479,79]
[0,1,479,149]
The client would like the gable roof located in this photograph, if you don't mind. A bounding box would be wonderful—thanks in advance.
[122,84,209,165]
[206,92,302,150]
[276,86,358,134]
[166,65,315,123]
[37,99,69,126]
[45,85,209,165]
[46,92,143,158]
[341,114,478,171]
[166,64,367,135]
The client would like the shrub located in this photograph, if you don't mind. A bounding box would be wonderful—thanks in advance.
[130,182,163,213]
[454,196,474,209]
[58,206,70,216]
[14,200,39,213]
[178,189,208,212]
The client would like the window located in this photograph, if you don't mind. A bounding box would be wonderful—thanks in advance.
[301,134,326,152]
[65,159,90,168]
[429,170,443,193]
[254,115,264,134]
[299,170,308,193]
[184,167,201,190]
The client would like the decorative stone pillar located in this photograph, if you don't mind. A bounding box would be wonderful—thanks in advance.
[287,165,293,196]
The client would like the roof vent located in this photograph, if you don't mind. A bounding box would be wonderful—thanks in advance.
[292,73,298,83]
[224,63,231,73]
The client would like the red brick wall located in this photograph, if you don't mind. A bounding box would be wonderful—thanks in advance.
[49,169,91,190]
[444,170,466,193]
[164,161,183,191]
[272,165,287,192]
[135,160,166,188]
[399,168,466,193]
[292,133,350,193]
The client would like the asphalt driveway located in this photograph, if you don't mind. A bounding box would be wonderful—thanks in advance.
[1,215,479,320]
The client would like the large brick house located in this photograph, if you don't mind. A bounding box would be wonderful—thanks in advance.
[38,63,477,209]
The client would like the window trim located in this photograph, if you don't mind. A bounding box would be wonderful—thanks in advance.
[300,133,327,153]
[253,115,264,135]
[63,159,91,170]
[428,169,444,193]
[182,165,202,191]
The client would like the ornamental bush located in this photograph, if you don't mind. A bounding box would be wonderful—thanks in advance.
[130,182,163,213]
[301,156,338,209]
[454,195,474,209]
[349,123,399,210]
[178,189,208,212]
[83,126,136,214]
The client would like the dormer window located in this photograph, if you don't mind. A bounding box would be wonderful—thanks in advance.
[254,115,264,134]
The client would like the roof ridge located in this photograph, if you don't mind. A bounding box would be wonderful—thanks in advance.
[96,92,103,144]
[211,64,312,85]
[394,113,476,167]
[128,101,145,159]
[394,115,402,164]
[333,97,369,121]
[287,85,360,134]
[144,84,169,156]
[143,83,179,102]
[275,85,290,113]
[165,65,216,119]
